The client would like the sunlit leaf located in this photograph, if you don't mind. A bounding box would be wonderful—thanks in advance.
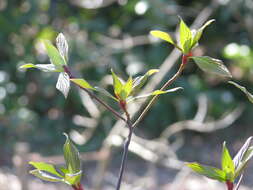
[56,33,68,62]
[120,77,133,100]
[30,169,63,182]
[43,40,66,69]
[127,87,182,102]
[19,63,61,72]
[221,142,235,181]
[191,19,215,48]
[63,133,81,174]
[111,69,123,97]
[228,81,253,104]
[70,78,95,90]
[29,162,63,178]
[191,56,232,78]
[56,72,70,98]
[187,162,226,182]
[150,30,175,45]
[64,171,82,185]
[179,18,192,53]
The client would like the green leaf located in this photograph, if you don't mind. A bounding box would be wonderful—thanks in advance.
[19,63,61,72]
[221,142,235,181]
[228,81,253,104]
[191,56,232,78]
[43,40,67,69]
[63,133,81,174]
[70,78,95,90]
[179,18,192,54]
[56,33,68,62]
[150,30,175,45]
[30,169,63,182]
[191,19,215,48]
[111,69,123,98]
[56,72,70,98]
[93,86,118,101]
[131,69,159,95]
[127,87,182,102]
[64,171,82,185]
[29,162,63,178]
[120,77,133,100]
[187,162,226,182]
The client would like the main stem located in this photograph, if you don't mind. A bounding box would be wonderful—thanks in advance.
[72,183,84,190]
[63,66,126,122]
[226,181,234,190]
[116,105,133,190]
[132,54,190,128]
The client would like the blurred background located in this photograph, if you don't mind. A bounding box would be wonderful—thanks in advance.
[0,0,253,189]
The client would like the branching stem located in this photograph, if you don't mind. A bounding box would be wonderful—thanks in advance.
[133,53,190,128]
[116,104,133,190]
[63,66,126,122]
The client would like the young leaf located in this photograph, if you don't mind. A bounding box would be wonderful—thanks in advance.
[56,72,70,98]
[221,142,235,181]
[179,18,192,54]
[131,69,159,95]
[19,63,61,72]
[111,69,123,97]
[228,81,253,104]
[93,86,118,101]
[63,133,81,174]
[187,162,226,182]
[119,77,133,100]
[150,30,175,45]
[70,78,95,90]
[29,162,63,178]
[64,171,82,185]
[191,19,215,48]
[43,40,67,69]
[190,56,232,78]
[56,33,68,62]
[30,169,63,182]
[127,87,182,102]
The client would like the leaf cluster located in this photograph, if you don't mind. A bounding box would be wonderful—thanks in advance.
[29,134,82,186]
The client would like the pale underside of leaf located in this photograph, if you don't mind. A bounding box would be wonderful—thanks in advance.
[30,169,63,182]
[56,33,69,62]
[228,81,253,104]
[127,87,182,102]
[64,170,82,185]
[191,56,232,78]
[56,72,70,98]
[191,19,215,48]
[19,63,62,72]
[29,162,63,178]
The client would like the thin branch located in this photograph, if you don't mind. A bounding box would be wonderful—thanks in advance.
[63,66,126,122]
[116,107,133,190]
[132,54,189,128]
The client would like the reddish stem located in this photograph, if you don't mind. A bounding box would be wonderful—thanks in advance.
[72,183,84,190]
[226,181,234,190]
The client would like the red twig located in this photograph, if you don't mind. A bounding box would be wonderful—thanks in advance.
[72,183,84,190]
[226,181,234,190]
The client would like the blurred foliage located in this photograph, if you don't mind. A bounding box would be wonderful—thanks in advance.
[0,0,253,163]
